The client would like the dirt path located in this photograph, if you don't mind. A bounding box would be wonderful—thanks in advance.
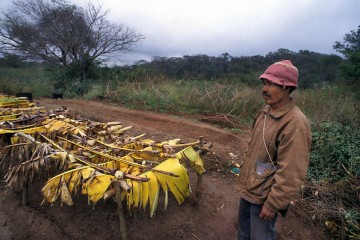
[0,98,326,240]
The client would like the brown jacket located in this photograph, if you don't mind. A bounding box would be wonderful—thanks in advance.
[238,100,312,212]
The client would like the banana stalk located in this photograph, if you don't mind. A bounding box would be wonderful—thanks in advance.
[1,96,211,220]
[56,136,179,177]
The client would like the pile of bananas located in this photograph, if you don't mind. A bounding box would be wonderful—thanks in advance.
[0,95,36,108]
[0,94,211,217]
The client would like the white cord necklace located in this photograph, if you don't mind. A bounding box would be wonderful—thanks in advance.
[262,113,276,169]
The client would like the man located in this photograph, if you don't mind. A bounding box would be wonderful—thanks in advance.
[237,60,312,240]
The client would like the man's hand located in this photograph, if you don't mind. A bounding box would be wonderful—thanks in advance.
[259,205,276,220]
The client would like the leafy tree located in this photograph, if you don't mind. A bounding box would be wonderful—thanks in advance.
[265,48,296,62]
[0,0,144,89]
[333,26,360,57]
[122,49,342,88]
[0,53,24,68]
[333,25,360,83]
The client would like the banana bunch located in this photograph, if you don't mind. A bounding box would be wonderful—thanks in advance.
[0,104,44,136]
[0,113,22,121]
[0,97,134,148]
[0,95,45,122]
[42,167,114,206]
[40,118,134,143]
[1,140,65,189]
[0,106,46,114]
[89,121,132,137]
[3,131,207,217]
[55,135,206,174]
[0,96,210,218]
[0,120,140,192]
[37,134,206,216]
[0,125,46,135]
[126,157,191,217]
[0,96,35,108]
[41,116,88,137]
[0,115,129,141]
[41,145,204,217]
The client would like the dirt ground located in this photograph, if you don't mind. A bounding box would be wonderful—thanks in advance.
[0,98,327,240]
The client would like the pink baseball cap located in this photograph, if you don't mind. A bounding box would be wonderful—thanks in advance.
[259,60,298,87]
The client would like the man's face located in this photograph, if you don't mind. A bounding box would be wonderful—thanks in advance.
[261,79,290,109]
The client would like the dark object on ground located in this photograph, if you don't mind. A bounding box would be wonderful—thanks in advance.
[52,92,63,99]
[16,92,33,101]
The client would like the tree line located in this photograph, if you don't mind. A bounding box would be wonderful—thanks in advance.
[121,49,343,89]
[0,47,348,91]
[0,0,359,94]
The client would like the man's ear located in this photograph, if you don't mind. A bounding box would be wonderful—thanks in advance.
[283,86,291,94]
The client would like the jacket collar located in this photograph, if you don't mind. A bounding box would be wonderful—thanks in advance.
[262,99,296,119]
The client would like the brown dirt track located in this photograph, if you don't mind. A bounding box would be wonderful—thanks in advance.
[0,98,326,240]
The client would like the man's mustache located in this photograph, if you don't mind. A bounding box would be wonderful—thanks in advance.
[262,92,271,98]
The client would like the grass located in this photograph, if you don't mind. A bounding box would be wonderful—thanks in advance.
[0,67,53,97]
[104,77,360,128]
[104,77,264,125]
[0,66,359,239]
[1,66,359,127]
[296,85,359,125]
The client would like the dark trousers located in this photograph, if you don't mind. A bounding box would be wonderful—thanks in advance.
[237,198,277,240]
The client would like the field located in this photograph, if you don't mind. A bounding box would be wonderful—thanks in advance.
[0,98,326,240]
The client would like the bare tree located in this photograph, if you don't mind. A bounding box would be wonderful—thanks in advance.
[0,0,144,81]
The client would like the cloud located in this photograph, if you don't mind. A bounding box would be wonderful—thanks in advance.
[1,0,359,64]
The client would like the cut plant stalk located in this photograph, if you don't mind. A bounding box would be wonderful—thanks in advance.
[56,136,179,177]
[114,180,128,240]
[22,182,29,206]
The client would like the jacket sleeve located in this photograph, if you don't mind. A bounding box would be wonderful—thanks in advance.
[264,118,312,212]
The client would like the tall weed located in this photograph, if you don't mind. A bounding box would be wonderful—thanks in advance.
[0,67,53,97]
[105,77,264,124]
[296,85,359,125]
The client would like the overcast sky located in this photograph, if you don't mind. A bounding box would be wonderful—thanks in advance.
[0,0,359,65]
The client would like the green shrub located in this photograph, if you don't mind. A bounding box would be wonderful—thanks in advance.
[82,84,105,100]
[308,121,360,182]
